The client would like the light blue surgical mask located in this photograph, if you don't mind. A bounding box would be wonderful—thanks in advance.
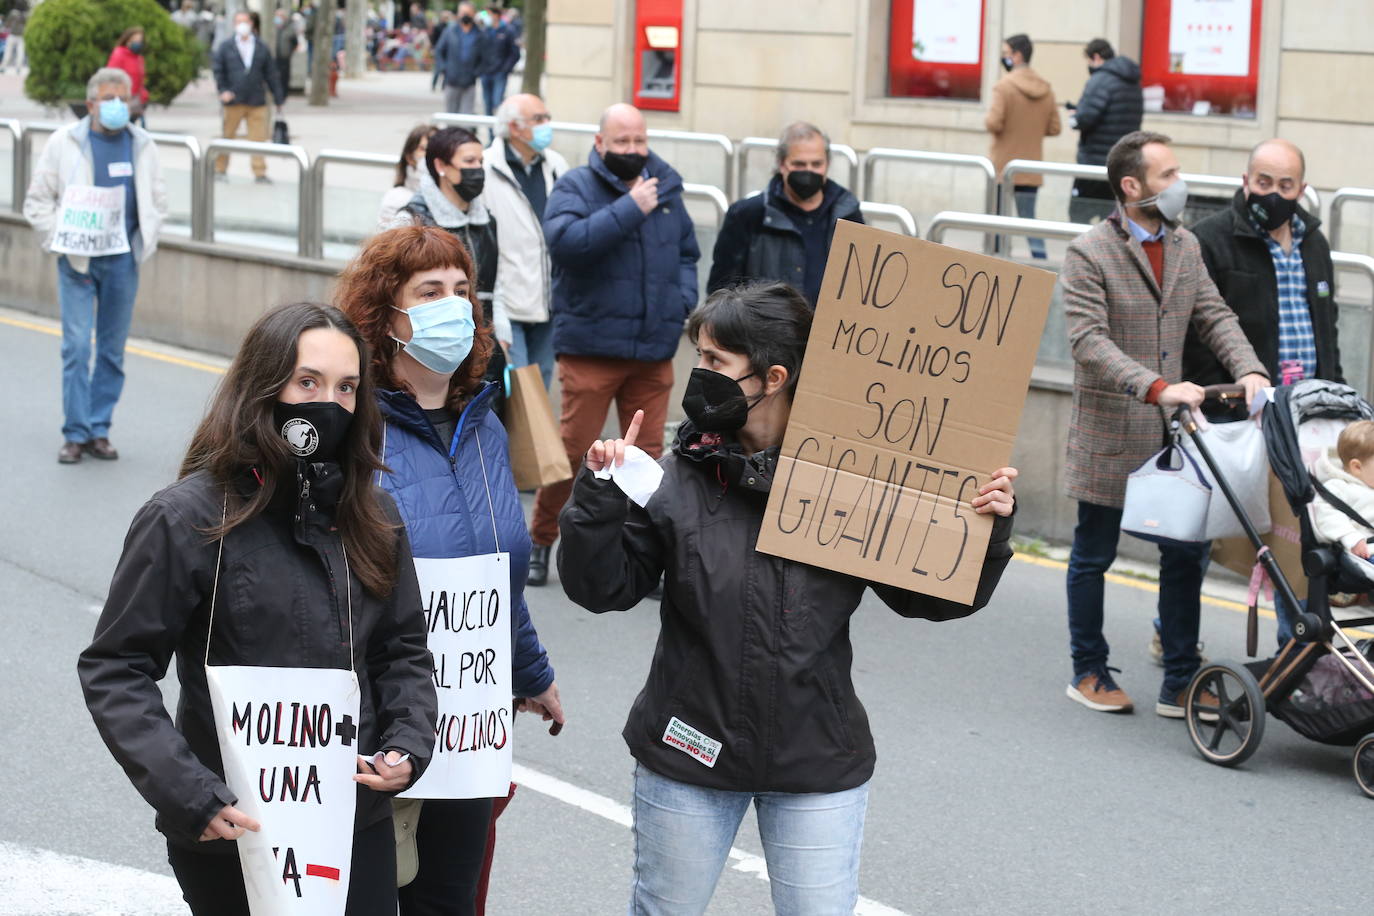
[529,123,553,152]
[98,98,130,131]
[393,296,475,376]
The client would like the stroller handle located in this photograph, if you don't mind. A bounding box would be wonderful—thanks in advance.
[1203,383,1247,404]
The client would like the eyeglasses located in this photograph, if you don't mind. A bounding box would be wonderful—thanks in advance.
[523,113,552,125]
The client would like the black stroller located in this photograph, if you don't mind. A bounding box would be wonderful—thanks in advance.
[1176,380,1374,795]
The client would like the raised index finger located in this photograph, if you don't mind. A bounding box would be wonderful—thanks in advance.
[623,410,645,449]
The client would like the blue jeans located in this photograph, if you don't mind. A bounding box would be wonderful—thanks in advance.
[508,320,555,390]
[481,73,508,116]
[630,762,868,916]
[1067,500,1209,699]
[58,252,139,443]
[1013,185,1047,259]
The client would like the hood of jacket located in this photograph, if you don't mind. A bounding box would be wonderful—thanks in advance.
[1098,55,1141,85]
[1314,448,1361,489]
[587,147,684,200]
[672,420,779,497]
[413,169,492,229]
[1005,66,1052,99]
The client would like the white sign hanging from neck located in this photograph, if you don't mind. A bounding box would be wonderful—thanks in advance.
[207,665,361,915]
[49,184,131,257]
[401,553,513,799]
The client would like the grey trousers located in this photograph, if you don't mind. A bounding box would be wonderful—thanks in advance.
[444,83,479,114]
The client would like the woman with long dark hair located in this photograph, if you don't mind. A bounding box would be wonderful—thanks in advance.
[559,282,1018,914]
[378,123,438,229]
[337,226,561,916]
[79,302,437,914]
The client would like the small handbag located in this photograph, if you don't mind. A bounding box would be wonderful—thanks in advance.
[272,118,290,145]
[392,797,424,887]
[1121,435,1213,543]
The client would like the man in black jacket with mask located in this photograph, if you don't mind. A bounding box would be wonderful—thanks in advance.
[1069,39,1143,224]
[1185,138,1342,407]
[707,122,863,306]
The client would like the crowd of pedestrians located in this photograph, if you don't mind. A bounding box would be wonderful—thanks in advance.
[12,11,1359,915]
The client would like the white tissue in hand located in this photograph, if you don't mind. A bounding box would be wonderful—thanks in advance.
[593,445,664,507]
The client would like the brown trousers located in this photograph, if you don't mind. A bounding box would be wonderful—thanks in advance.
[215,104,270,177]
[529,354,674,546]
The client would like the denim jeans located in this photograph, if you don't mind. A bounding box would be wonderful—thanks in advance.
[508,320,555,390]
[1067,500,1210,699]
[481,73,508,116]
[629,762,869,916]
[58,252,140,443]
[1013,185,1047,259]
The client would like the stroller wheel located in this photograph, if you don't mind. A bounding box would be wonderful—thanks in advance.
[1355,734,1374,799]
[1185,662,1266,767]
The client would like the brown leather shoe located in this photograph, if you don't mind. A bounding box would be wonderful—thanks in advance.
[84,437,119,460]
[1066,673,1134,713]
[58,441,84,464]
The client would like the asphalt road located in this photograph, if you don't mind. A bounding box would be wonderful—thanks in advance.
[0,310,1368,916]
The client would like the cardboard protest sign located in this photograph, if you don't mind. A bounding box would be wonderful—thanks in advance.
[757,221,1053,604]
[49,184,130,257]
[401,554,513,799]
[207,665,361,915]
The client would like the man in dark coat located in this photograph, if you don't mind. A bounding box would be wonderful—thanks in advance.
[478,4,521,116]
[1186,138,1341,402]
[526,102,700,586]
[211,10,285,182]
[707,121,863,306]
[434,1,484,114]
[1069,39,1143,225]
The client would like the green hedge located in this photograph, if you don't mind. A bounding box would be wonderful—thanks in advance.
[24,0,200,107]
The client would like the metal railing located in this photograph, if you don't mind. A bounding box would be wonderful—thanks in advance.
[925,211,1091,246]
[304,149,396,259]
[1331,251,1374,397]
[863,149,998,252]
[682,182,728,229]
[1329,188,1374,255]
[198,138,311,253]
[1,118,22,206]
[997,159,1322,217]
[146,131,203,236]
[859,202,918,237]
[646,129,735,199]
[733,136,861,200]
[15,121,62,206]
[431,113,498,130]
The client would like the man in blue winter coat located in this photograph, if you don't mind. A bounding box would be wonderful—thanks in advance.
[478,4,521,116]
[1068,38,1143,224]
[525,102,700,587]
[434,1,484,114]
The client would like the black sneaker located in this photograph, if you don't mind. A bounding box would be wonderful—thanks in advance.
[527,543,550,587]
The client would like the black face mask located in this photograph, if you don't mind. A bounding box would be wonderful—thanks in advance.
[273,401,353,462]
[682,367,761,433]
[454,166,486,201]
[1088,64,1101,75]
[1001,57,1014,72]
[785,169,824,200]
[459,14,474,25]
[1247,191,1298,232]
[602,150,647,182]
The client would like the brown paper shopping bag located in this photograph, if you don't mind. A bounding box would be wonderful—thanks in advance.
[506,364,573,490]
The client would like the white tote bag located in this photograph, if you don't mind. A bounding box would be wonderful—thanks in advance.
[1121,438,1213,544]
[1184,419,1272,540]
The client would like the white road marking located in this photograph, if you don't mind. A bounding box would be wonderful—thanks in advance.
[0,841,185,915]
[512,763,910,916]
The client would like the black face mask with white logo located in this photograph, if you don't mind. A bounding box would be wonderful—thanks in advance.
[273,401,353,462]
[1246,191,1298,232]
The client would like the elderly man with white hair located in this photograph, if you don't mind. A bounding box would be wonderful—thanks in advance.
[482,92,569,388]
[23,67,167,465]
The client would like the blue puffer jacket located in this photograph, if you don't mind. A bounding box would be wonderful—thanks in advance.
[543,149,700,362]
[375,383,554,698]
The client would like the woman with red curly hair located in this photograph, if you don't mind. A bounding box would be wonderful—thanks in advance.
[336,226,562,916]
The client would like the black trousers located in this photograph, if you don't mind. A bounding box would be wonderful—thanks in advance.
[166,814,397,915]
[397,797,494,916]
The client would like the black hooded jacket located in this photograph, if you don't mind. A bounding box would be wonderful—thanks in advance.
[1074,56,1144,166]
[557,426,1013,794]
[78,463,436,852]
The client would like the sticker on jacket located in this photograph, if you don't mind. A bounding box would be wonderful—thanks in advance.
[662,716,721,768]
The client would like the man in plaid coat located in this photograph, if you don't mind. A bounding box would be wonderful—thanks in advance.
[1060,130,1268,718]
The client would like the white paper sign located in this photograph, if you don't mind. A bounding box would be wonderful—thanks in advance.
[207,665,361,916]
[401,554,513,799]
[1168,0,1252,77]
[911,0,982,65]
[50,184,130,257]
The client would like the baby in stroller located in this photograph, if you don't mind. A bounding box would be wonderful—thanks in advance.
[1311,420,1374,578]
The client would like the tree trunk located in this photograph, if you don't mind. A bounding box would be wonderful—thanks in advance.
[308,1,333,106]
[521,0,546,96]
[344,0,367,79]
[260,0,277,64]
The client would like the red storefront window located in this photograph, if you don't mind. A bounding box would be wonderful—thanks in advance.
[1139,0,1262,117]
[888,0,985,101]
